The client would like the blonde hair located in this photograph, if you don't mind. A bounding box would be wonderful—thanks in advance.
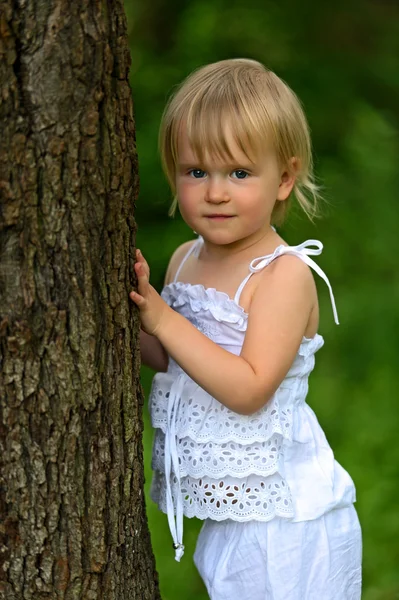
[159,58,321,226]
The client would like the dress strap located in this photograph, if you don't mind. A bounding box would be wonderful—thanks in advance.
[234,240,339,325]
[173,237,202,283]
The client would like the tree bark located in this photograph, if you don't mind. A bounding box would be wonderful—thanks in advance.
[0,1,160,598]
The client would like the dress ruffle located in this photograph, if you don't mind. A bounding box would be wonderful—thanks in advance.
[161,282,247,331]
[298,334,324,358]
[152,429,285,479]
[150,373,295,444]
[150,470,294,522]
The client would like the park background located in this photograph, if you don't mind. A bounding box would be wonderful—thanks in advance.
[124,1,399,598]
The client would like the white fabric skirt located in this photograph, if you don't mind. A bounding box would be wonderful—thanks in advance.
[193,505,362,600]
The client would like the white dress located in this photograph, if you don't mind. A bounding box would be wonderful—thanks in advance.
[149,236,362,599]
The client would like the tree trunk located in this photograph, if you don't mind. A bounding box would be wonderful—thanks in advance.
[0,1,160,598]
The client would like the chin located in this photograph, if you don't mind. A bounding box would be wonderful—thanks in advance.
[203,231,242,245]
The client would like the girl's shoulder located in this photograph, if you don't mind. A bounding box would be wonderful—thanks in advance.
[164,239,197,286]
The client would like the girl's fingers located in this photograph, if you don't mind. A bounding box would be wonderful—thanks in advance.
[133,251,150,301]
[136,249,147,265]
[135,262,149,296]
[129,290,146,307]
[135,249,150,276]
[135,262,145,282]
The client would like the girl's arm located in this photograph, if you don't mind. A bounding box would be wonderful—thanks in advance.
[131,251,316,415]
[140,329,168,372]
[138,240,196,373]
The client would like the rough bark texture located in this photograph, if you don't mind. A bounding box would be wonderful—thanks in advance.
[0,1,160,598]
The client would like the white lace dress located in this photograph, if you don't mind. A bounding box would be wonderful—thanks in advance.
[149,237,362,598]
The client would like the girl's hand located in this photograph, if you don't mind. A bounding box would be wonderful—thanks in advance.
[129,249,170,336]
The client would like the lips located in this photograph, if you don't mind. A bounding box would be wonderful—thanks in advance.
[206,214,234,218]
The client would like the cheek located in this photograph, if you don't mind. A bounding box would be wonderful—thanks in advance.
[176,178,189,195]
[235,185,272,220]
[176,181,199,220]
[176,179,200,206]
[235,184,264,209]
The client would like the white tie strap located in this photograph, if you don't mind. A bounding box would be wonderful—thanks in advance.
[235,240,339,325]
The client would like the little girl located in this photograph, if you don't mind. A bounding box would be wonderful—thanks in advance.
[130,58,362,599]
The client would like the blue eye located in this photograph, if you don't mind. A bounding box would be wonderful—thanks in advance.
[232,170,249,179]
[189,169,206,178]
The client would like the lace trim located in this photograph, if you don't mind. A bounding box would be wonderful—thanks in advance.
[152,429,285,479]
[150,377,294,444]
[150,470,294,522]
[161,283,247,331]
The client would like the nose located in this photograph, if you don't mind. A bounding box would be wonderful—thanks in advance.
[205,176,229,203]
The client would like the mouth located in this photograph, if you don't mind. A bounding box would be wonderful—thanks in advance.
[206,215,235,219]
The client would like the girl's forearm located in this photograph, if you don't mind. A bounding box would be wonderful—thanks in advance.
[156,308,264,414]
[140,330,168,372]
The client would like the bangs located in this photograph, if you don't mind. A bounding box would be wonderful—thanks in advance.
[170,86,276,169]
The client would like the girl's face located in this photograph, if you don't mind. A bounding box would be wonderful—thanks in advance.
[175,127,296,248]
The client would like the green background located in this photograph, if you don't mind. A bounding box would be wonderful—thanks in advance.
[124,1,399,597]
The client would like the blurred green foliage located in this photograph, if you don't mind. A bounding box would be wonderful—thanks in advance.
[124,1,399,597]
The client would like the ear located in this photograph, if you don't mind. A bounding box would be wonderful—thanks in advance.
[276,157,299,201]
